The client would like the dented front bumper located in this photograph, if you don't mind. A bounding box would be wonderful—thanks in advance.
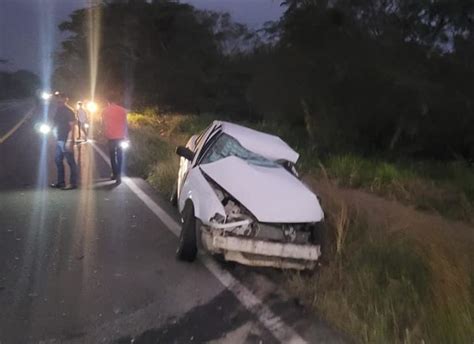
[201,226,321,270]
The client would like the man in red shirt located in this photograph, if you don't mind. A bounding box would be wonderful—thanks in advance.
[101,95,128,184]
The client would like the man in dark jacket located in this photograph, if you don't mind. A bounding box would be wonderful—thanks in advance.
[50,92,78,190]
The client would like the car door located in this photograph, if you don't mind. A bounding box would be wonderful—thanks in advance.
[177,122,220,198]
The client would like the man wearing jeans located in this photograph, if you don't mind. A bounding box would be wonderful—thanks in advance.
[101,94,128,184]
[51,93,78,190]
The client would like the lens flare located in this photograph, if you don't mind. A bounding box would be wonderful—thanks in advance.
[86,101,98,113]
[88,2,101,101]
[41,91,52,100]
[38,123,51,135]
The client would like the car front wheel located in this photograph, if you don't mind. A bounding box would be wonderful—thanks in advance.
[176,201,198,262]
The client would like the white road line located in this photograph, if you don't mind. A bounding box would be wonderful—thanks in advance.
[0,107,34,144]
[91,142,307,344]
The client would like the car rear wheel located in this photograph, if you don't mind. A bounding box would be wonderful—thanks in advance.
[176,201,197,262]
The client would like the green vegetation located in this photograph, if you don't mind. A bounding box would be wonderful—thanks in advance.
[322,155,474,223]
[55,0,474,163]
[0,69,39,100]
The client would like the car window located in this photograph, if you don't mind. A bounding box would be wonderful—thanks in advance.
[194,124,222,164]
[201,133,279,168]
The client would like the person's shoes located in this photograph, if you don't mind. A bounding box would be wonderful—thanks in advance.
[61,185,78,190]
[110,174,117,181]
[115,176,122,185]
[50,183,65,189]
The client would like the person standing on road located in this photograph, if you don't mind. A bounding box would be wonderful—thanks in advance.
[76,101,89,141]
[101,94,128,184]
[51,92,78,190]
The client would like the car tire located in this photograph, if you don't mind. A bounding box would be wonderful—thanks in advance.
[176,201,197,262]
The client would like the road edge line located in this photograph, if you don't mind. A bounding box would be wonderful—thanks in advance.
[0,106,34,144]
[90,142,307,344]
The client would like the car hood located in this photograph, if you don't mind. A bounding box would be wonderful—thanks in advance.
[200,156,324,223]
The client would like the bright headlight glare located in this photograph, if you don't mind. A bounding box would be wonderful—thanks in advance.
[41,92,51,100]
[86,101,98,113]
[120,140,130,150]
[84,123,90,129]
[38,123,51,135]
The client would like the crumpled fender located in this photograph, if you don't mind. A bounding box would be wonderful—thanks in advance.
[179,168,226,224]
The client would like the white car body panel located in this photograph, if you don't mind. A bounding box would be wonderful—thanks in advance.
[177,134,198,197]
[179,167,226,222]
[219,121,299,163]
[176,120,324,270]
[200,156,324,223]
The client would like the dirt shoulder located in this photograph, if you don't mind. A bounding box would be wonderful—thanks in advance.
[308,177,474,249]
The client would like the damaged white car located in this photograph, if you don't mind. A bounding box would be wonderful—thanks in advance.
[173,121,325,270]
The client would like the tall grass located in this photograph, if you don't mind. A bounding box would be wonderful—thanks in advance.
[126,113,181,196]
[287,188,474,343]
[322,154,474,222]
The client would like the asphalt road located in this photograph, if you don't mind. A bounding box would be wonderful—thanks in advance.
[0,100,345,344]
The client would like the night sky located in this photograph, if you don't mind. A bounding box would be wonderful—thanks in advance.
[0,0,283,73]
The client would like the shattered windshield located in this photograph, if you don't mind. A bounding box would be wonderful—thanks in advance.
[201,133,279,168]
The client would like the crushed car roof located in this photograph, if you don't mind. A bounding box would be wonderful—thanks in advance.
[216,121,300,164]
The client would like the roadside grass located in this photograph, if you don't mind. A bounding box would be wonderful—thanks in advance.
[321,154,474,223]
[126,114,180,196]
[287,186,474,343]
[125,110,474,343]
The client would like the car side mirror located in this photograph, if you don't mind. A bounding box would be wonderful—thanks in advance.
[176,146,195,161]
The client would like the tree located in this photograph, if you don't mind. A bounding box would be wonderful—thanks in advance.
[54,0,253,114]
[0,69,40,100]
